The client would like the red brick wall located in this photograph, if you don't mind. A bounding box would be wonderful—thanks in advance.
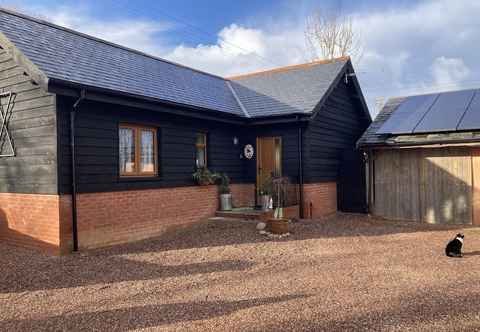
[0,183,336,252]
[303,182,337,219]
[0,193,63,254]
[59,195,73,253]
[230,183,255,207]
[0,184,256,252]
[60,183,256,250]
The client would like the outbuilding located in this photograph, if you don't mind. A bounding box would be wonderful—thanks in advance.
[358,89,480,225]
[0,8,370,253]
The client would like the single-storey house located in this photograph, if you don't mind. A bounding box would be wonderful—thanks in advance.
[0,8,371,254]
[358,88,480,226]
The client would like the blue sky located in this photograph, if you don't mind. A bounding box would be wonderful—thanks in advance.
[8,0,419,46]
[2,0,480,116]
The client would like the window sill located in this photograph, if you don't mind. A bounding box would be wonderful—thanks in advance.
[118,176,160,182]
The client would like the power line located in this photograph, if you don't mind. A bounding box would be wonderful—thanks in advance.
[91,2,282,68]
[150,7,283,67]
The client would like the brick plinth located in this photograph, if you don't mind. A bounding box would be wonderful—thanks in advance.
[0,193,64,254]
[303,182,337,219]
[64,183,256,250]
[1,184,256,253]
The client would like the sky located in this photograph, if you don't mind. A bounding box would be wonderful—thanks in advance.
[1,0,480,116]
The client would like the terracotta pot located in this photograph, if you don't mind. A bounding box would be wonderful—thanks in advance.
[268,218,290,234]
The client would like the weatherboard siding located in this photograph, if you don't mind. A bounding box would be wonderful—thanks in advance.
[57,96,247,194]
[303,80,370,183]
[0,46,57,194]
[242,124,303,184]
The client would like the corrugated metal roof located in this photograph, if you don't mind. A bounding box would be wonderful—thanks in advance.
[0,8,348,119]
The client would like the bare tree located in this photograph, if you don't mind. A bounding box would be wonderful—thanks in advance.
[305,10,363,63]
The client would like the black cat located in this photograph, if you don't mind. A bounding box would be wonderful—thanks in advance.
[445,233,464,258]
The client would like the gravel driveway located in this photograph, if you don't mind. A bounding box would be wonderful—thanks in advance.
[1,213,480,331]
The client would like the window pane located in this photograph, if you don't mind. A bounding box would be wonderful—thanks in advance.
[196,133,207,168]
[196,148,206,168]
[140,130,155,173]
[196,133,206,145]
[119,128,135,173]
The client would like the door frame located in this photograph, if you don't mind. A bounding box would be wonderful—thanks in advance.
[256,136,282,193]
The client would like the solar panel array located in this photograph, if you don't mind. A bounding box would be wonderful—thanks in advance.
[377,89,480,135]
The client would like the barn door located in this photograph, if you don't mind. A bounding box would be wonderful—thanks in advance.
[472,149,480,226]
[338,149,367,213]
[420,148,472,225]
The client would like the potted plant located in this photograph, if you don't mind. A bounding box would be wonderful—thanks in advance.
[192,167,214,186]
[268,176,290,234]
[258,176,273,211]
[214,172,232,211]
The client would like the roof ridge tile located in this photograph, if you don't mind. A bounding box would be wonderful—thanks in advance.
[226,56,350,80]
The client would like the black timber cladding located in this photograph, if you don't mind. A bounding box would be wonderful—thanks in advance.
[303,79,371,183]
[55,75,369,194]
[57,97,250,194]
[57,95,311,194]
[0,45,57,194]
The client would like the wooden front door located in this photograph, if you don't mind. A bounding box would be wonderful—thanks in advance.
[257,137,282,193]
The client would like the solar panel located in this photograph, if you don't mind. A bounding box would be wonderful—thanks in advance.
[457,90,480,130]
[414,89,476,133]
[376,94,438,134]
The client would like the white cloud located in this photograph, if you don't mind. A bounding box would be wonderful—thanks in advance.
[165,24,308,77]
[431,57,470,87]
[12,4,172,56]
[349,0,480,114]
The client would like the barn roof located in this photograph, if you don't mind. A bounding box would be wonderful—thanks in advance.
[228,59,349,118]
[358,88,480,148]
[0,8,354,119]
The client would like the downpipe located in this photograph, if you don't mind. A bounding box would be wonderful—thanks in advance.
[70,89,86,252]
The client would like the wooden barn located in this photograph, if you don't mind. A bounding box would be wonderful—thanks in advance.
[0,8,370,253]
[358,89,480,225]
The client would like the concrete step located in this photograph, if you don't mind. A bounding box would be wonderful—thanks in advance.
[215,208,273,221]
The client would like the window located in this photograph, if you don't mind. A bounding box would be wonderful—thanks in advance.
[119,124,157,176]
[196,132,207,168]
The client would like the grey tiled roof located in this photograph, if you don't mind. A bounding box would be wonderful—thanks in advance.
[357,97,405,147]
[0,9,244,116]
[0,8,347,119]
[229,60,347,117]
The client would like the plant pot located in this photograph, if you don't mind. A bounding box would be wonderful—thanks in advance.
[259,195,272,211]
[219,193,233,211]
[197,180,212,186]
[268,218,290,234]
